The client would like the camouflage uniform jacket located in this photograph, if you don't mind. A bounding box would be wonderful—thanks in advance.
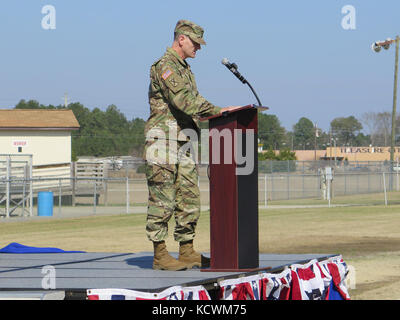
[145,47,221,142]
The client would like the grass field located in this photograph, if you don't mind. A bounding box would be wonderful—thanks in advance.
[0,204,399,300]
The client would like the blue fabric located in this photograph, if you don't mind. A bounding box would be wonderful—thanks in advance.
[328,281,344,300]
[0,242,85,253]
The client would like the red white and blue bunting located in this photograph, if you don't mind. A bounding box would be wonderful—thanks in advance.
[87,255,350,300]
[87,285,211,300]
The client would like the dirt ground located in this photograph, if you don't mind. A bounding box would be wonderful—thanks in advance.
[0,204,399,300]
[256,205,400,300]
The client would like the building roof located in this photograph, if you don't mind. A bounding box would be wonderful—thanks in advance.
[0,109,80,130]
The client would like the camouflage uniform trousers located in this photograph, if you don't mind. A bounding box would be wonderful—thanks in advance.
[145,140,200,243]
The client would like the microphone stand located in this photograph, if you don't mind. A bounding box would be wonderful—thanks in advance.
[245,81,262,107]
[224,62,262,107]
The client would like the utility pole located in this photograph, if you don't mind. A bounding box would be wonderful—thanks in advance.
[64,92,68,108]
[329,128,332,167]
[372,36,399,164]
[391,36,399,163]
[314,122,318,161]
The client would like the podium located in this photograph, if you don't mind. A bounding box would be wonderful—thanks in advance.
[201,104,268,271]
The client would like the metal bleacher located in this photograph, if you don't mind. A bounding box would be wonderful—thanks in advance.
[0,154,33,218]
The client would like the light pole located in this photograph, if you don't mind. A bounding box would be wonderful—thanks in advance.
[372,36,400,164]
[314,122,318,161]
[331,137,337,167]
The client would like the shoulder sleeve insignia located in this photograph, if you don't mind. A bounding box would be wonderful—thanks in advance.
[160,66,185,94]
[161,68,173,80]
[169,78,178,87]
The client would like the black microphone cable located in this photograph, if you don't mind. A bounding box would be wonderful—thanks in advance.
[221,58,262,106]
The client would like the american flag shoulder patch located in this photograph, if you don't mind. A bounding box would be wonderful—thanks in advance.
[161,68,173,80]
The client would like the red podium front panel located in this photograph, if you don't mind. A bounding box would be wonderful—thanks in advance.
[204,105,260,270]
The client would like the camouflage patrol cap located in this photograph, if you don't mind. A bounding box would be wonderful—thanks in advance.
[174,19,206,45]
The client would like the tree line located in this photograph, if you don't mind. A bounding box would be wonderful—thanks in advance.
[259,113,398,151]
[14,99,145,161]
[13,99,395,161]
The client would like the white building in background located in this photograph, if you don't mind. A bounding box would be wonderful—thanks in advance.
[0,109,80,166]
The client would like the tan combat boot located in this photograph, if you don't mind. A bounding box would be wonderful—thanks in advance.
[153,241,189,271]
[179,240,210,268]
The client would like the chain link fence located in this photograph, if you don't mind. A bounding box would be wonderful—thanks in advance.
[258,160,400,207]
[1,160,399,218]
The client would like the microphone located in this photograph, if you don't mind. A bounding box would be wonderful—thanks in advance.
[221,58,246,84]
[221,58,262,106]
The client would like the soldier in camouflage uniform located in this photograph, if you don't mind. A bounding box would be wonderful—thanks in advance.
[144,20,239,270]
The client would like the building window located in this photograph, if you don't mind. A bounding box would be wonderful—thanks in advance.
[18,147,22,153]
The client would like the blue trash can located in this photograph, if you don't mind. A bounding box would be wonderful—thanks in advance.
[38,191,53,217]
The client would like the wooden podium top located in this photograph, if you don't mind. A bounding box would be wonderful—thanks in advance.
[200,104,268,121]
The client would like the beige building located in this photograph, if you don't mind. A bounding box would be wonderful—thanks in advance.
[271,148,400,161]
[0,109,80,166]
[324,146,400,162]
[290,150,327,161]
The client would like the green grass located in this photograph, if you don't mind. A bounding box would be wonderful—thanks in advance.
[1,203,400,299]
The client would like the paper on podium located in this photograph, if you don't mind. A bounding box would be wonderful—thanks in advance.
[200,104,268,121]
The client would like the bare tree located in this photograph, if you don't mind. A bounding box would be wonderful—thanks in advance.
[361,111,391,146]
[361,112,379,145]
[376,112,391,146]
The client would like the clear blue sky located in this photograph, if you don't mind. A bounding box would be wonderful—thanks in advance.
[1,0,399,132]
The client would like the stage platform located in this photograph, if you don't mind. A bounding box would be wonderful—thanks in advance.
[0,251,336,299]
